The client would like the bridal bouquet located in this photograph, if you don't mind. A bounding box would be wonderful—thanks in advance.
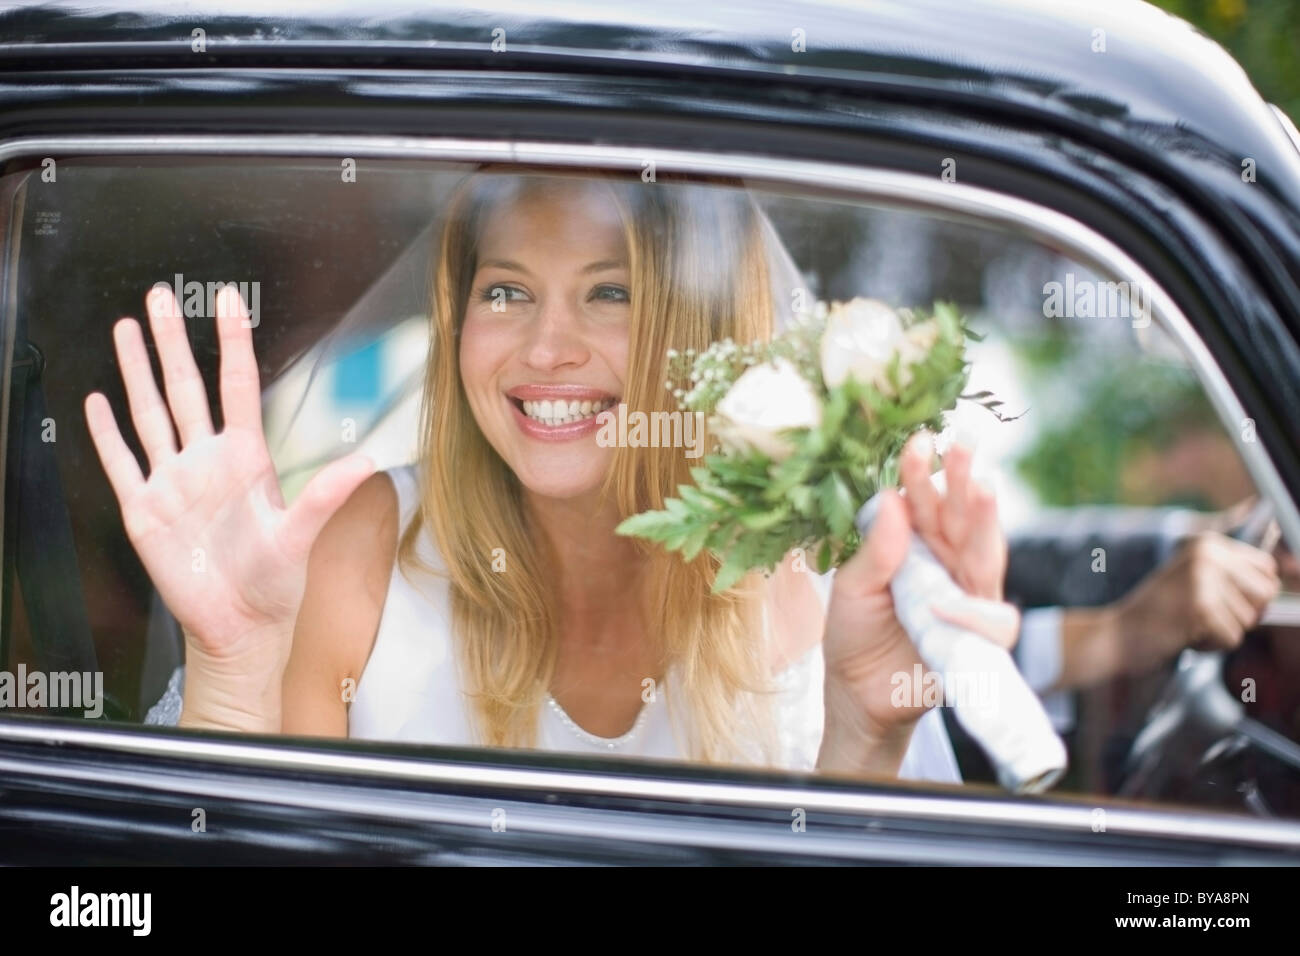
[618,297,1069,793]
[617,298,998,592]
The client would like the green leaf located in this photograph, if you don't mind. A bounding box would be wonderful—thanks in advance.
[680,523,711,562]
[738,507,789,531]
[819,472,857,539]
[663,497,690,519]
[788,484,815,515]
[816,538,832,574]
[712,548,752,594]
[615,509,680,540]
[677,484,716,511]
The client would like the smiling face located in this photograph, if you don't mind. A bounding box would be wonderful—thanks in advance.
[458,178,632,501]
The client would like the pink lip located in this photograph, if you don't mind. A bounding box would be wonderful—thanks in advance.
[507,395,614,442]
[506,384,617,402]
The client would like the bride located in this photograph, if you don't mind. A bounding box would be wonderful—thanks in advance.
[84,168,1019,778]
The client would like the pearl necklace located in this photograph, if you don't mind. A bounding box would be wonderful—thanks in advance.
[545,694,652,750]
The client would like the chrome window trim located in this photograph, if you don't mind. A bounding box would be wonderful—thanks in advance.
[3,720,1299,851]
[2,134,1298,850]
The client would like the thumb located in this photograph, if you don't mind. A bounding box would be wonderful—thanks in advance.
[835,488,911,600]
[280,454,377,561]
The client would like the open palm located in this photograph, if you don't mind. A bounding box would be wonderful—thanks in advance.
[85,285,374,664]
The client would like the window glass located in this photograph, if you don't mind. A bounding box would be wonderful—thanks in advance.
[3,154,1295,819]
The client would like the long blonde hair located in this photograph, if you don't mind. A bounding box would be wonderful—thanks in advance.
[399,167,782,765]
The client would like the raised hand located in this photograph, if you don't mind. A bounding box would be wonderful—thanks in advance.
[85,285,374,730]
[818,431,1020,774]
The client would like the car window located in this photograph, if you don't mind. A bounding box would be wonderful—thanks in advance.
[2,151,1296,821]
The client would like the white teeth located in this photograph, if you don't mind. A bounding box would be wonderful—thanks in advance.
[518,396,615,426]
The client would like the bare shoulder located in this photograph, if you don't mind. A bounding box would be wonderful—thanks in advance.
[281,470,400,736]
[314,469,400,598]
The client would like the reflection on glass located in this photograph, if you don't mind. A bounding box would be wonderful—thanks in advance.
[3,156,1295,818]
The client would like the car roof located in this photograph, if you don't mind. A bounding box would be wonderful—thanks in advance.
[0,0,1292,148]
[2,0,1298,238]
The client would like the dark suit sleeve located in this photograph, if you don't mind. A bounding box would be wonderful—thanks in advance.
[1003,507,1199,610]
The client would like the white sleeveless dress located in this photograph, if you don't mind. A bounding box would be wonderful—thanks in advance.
[346,465,962,782]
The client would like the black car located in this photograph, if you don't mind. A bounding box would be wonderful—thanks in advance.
[1,0,1299,867]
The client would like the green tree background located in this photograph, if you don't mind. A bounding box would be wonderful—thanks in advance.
[1150,0,1300,121]
[1014,2,1296,509]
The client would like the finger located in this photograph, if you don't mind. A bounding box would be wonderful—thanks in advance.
[1212,538,1281,600]
[84,392,144,501]
[1259,520,1281,556]
[1203,603,1246,650]
[215,285,263,432]
[1191,586,1247,650]
[835,487,911,600]
[1217,494,1258,533]
[1218,534,1281,575]
[939,441,972,546]
[145,284,214,445]
[1219,581,1261,634]
[900,430,946,544]
[1225,557,1281,610]
[113,317,177,468]
[931,595,1020,651]
[901,459,960,573]
[279,454,377,562]
[960,478,1006,600]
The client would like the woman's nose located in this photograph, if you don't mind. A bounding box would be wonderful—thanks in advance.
[521,298,589,369]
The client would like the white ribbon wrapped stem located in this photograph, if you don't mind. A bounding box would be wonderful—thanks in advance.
[855,489,1068,794]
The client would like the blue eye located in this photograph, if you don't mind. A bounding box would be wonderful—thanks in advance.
[591,284,630,304]
[480,283,528,305]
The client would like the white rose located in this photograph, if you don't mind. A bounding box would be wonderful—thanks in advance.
[820,298,936,396]
[711,357,821,461]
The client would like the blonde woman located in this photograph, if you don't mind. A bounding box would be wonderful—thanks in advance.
[85,169,1019,779]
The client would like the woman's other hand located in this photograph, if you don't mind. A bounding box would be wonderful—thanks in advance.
[818,431,1019,775]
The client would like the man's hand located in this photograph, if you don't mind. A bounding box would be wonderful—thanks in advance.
[1058,531,1281,688]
